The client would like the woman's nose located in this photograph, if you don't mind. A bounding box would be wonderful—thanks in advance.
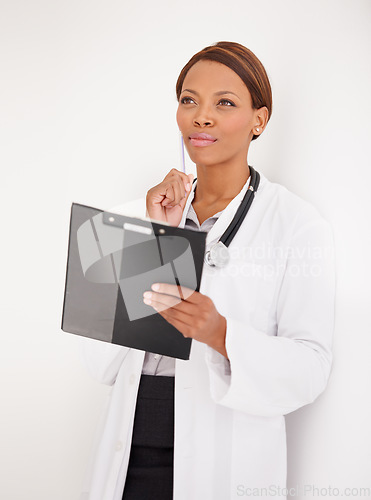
[193,106,214,127]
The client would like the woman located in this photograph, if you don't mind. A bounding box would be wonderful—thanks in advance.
[80,41,336,500]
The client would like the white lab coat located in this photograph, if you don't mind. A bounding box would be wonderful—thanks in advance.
[79,171,336,500]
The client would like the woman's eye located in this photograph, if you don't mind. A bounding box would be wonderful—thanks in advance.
[180,97,195,104]
[180,97,235,106]
[218,99,235,107]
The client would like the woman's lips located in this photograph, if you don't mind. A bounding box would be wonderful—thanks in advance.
[190,138,217,147]
[189,133,217,147]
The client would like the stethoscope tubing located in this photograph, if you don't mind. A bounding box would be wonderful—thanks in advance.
[221,166,259,248]
[191,166,260,267]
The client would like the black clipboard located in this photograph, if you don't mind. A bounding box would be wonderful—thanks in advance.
[61,202,207,360]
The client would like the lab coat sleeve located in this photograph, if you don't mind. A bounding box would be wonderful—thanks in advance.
[205,211,336,417]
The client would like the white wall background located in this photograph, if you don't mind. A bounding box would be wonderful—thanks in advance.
[1,0,370,498]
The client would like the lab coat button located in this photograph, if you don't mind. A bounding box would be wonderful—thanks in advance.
[116,441,123,451]
[129,374,136,385]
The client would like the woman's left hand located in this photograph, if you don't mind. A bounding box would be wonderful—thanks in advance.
[143,283,228,359]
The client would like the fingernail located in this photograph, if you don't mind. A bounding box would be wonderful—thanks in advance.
[151,283,160,291]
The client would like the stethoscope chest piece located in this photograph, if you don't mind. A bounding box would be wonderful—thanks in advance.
[204,241,230,268]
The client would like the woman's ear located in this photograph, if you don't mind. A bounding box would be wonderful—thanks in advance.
[253,106,269,136]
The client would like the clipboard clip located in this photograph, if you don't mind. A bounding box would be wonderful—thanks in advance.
[103,211,168,236]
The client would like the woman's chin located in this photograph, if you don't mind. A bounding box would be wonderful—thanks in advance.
[186,151,221,167]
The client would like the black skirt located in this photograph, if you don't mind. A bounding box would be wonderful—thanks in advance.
[122,374,175,500]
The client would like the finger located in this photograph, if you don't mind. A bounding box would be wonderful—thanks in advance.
[144,290,196,317]
[144,291,182,309]
[151,283,198,302]
[152,304,194,338]
[148,298,177,313]
[169,169,194,195]
[177,183,194,212]
[177,174,193,200]
[161,184,175,206]
[181,178,191,199]
[151,292,199,316]
[174,176,191,205]
[164,182,184,208]
[171,180,183,206]
[185,173,194,192]
[168,168,191,182]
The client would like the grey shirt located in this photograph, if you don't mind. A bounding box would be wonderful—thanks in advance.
[141,203,223,376]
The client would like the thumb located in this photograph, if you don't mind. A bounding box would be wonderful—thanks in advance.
[179,173,195,210]
[187,173,195,186]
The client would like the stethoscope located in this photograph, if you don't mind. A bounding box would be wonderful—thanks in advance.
[191,166,260,268]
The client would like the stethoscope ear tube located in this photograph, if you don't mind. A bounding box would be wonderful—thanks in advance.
[221,166,260,247]
[203,166,260,267]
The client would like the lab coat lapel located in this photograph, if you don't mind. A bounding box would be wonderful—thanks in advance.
[178,182,196,229]
[178,177,252,248]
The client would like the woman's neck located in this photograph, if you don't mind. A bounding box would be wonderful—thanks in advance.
[193,164,250,205]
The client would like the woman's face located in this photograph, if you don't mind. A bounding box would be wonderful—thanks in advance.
[176,59,264,168]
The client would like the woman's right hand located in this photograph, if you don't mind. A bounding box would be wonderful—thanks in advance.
[146,169,194,227]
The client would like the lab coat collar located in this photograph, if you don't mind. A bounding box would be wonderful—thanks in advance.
[178,171,266,247]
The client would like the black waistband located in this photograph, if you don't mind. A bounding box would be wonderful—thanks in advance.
[136,374,175,400]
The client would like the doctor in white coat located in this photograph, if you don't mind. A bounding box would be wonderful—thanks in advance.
[79,41,336,500]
